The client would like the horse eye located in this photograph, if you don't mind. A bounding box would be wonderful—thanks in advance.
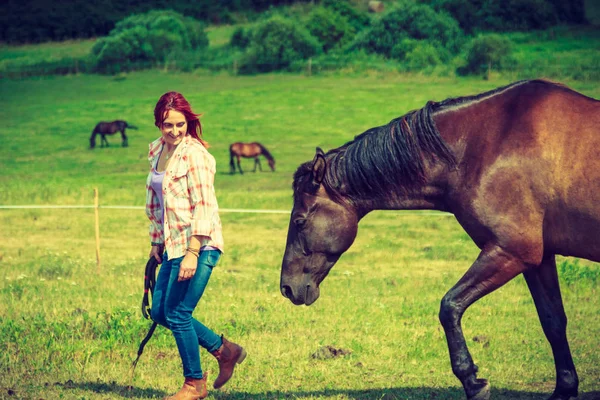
[294,218,306,229]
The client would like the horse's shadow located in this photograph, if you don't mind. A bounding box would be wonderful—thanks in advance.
[65,380,600,399]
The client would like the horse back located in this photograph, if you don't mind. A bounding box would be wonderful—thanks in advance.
[230,142,262,158]
[438,81,600,262]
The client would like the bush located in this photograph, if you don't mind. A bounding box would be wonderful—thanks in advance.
[238,15,320,74]
[321,0,370,31]
[305,7,355,53]
[91,10,208,74]
[349,1,463,60]
[404,42,444,71]
[458,34,514,78]
[230,27,251,49]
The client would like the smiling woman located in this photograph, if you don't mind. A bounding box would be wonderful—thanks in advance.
[144,91,246,399]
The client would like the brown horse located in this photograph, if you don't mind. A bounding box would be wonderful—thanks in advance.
[280,80,599,400]
[89,120,137,148]
[229,142,275,174]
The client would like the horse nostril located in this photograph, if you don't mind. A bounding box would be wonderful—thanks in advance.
[281,285,293,299]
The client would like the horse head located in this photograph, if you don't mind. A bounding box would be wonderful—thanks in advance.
[280,148,358,305]
[268,158,276,172]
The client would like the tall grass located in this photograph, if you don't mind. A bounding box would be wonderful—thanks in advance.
[0,73,598,399]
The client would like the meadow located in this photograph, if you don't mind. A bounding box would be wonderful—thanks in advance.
[0,72,599,400]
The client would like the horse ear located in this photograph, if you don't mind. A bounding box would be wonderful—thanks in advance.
[312,147,326,185]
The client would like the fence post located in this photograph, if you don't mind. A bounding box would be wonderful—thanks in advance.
[94,187,101,272]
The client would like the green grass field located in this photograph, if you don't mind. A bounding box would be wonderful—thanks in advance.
[0,72,599,400]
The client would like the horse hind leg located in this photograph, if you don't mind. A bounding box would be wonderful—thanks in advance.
[236,156,243,174]
[439,244,529,400]
[523,256,578,400]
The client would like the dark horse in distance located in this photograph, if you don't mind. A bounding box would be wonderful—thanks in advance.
[280,80,599,400]
[229,142,275,174]
[89,120,137,148]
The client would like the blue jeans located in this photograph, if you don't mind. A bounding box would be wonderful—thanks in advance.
[151,250,223,379]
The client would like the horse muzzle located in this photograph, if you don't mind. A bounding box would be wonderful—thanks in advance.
[280,274,320,306]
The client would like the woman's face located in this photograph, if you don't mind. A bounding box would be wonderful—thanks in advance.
[160,110,187,147]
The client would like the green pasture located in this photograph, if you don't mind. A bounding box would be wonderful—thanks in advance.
[0,73,599,399]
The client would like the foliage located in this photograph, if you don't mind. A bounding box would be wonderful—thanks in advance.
[91,10,208,74]
[2,0,315,44]
[479,0,558,31]
[305,6,356,53]
[404,42,445,71]
[230,27,252,49]
[238,15,321,73]
[458,34,514,77]
[349,1,464,61]
[321,0,371,32]
[426,0,586,33]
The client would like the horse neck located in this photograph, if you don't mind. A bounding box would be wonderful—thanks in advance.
[325,153,452,218]
[258,144,273,160]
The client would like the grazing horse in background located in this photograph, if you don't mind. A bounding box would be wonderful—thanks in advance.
[229,142,275,174]
[280,80,599,400]
[89,120,137,148]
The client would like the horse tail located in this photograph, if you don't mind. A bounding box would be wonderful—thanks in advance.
[258,143,273,161]
[126,122,138,130]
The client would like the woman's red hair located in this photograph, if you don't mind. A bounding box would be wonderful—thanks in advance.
[154,92,208,148]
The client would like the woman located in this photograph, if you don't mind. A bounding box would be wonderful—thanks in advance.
[145,92,246,400]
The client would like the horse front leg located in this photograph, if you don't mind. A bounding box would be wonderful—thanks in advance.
[523,255,578,400]
[101,134,108,147]
[254,157,262,172]
[439,244,529,400]
[121,129,128,147]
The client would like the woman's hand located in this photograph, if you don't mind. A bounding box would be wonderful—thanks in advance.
[150,245,164,263]
[178,252,198,281]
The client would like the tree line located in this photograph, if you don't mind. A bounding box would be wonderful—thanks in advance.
[2,0,586,44]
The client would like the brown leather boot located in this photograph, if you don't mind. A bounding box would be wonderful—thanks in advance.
[164,375,208,400]
[211,336,247,389]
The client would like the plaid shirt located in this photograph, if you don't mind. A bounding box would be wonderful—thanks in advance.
[145,135,224,260]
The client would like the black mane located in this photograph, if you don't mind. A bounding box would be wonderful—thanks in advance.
[257,143,274,161]
[294,100,457,200]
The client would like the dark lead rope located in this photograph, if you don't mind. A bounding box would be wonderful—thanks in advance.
[131,257,160,377]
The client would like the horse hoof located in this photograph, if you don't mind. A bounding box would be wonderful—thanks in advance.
[468,380,490,400]
[547,391,577,400]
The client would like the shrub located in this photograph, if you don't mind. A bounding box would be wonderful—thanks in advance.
[91,10,208,74]
[349,1,463,60]
[321,0,370,31]
[230,27,251,49]
[405,42,443,71]
[305,7,356,53]
[458,34,514,78]
[238,15,320,74]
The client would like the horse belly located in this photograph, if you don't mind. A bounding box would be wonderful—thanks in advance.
[544,200,600,263]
